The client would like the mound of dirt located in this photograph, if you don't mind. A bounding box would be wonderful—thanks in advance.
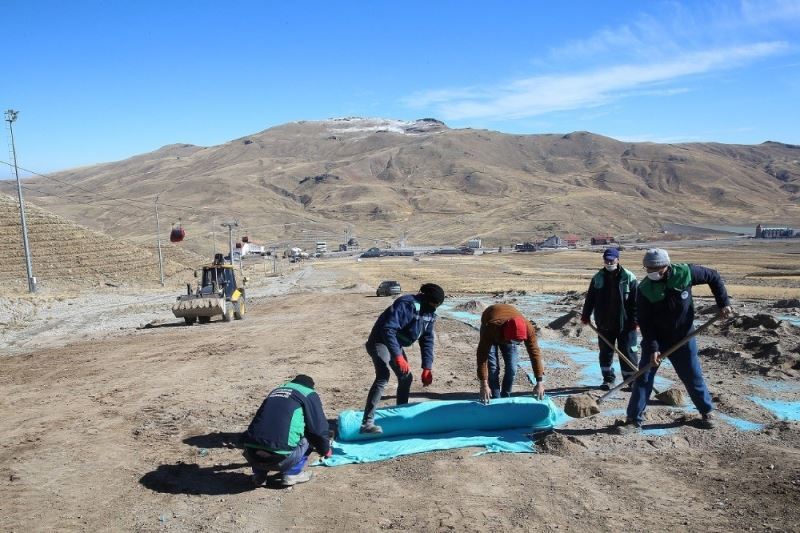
[701,319,800,377]
[773,298,800,309]
[492,290,527,298]
[536,432,585,456]
[546,310,585,337]
[454,300,486,313]
[556,290,584,306]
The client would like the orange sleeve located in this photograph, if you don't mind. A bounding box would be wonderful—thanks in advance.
[476,325,492,381]
[524,322,544,379]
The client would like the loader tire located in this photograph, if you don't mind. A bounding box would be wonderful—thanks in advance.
[184,317,196,326]
[234,297,246,320]
[222,303,233,322]
[198,316,211,324]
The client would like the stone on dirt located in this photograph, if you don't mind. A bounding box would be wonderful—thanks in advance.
[564,394,600,418]
[656,388,685,406]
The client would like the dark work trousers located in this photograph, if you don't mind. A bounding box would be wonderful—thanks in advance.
[243,437,311,476]
[626,337,714,423]
[598,328,638,383]
[362,342,413,424]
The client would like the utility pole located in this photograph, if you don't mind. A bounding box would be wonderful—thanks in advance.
[154,195,164,286]
[5,110,36,293]
[221,220,239,265]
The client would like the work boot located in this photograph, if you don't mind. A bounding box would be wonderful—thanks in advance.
[250,471,268,487]
[359,422,383,435]
[612,418,641,435]
[281,470,313,487]
[699,411,717,430]
[599,378,615,391]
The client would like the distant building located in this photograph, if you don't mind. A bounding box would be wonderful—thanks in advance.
[563,234,580,248]
[466,238,482,249]
[755,224,796,238]
[539,235,566,249]
[591,234,615,245]
[514,242,538,252]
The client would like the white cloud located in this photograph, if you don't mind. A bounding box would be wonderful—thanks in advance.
[406,42,788,121]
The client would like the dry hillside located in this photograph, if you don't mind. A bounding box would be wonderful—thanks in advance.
[0,193,202,291]
[3,118,799,255]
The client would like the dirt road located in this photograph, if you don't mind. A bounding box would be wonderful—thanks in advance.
[1,261,799,532]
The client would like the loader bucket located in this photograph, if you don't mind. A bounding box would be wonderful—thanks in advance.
[172,296,225,318]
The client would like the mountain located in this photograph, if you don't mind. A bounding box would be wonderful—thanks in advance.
[3,117,799,254]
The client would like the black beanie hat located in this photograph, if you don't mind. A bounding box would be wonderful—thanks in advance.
[418,283,445,307]
[292,374,315,389]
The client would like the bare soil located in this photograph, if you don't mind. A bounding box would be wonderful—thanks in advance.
[1,253,799,532]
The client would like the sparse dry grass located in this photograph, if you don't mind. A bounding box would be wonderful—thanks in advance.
[315,242,800,300]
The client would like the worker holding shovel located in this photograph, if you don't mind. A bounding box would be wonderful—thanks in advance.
[580,247,639,390]
[616,249,734,433]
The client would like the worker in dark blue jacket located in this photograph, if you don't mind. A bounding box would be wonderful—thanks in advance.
[360,283,445,434]
[242,374,330,487]
[581,247,639,389]
[618,249,733,433]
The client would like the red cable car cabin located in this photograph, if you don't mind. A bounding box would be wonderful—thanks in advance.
[170,226,186,243]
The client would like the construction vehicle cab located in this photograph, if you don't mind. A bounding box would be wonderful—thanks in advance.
[172,254,247,325]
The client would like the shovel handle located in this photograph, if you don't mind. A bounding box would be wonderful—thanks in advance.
[587,321,660,395]
[596,314,720,404]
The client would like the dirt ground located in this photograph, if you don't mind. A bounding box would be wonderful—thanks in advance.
[1,247,799,532]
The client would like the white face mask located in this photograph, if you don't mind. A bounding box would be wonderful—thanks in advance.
[647,271,664,281]
[604,264,618,272]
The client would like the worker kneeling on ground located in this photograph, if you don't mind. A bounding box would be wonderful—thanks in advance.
[477,303,546,403]
[581,247,640,390]
[242,374,331,487]
[616,249,734,434]
[360,283,445,435]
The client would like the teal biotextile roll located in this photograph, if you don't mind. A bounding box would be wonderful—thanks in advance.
[337,397,559,442]
[321,397,560,466]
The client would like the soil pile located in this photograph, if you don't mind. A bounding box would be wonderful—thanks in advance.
[702,313,800,377]
[546,310,585,337]
[454,300,486,313]
[556,290,584,307]
[536,432,585,456]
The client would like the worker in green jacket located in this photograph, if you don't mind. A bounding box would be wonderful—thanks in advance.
[581,248,639,390]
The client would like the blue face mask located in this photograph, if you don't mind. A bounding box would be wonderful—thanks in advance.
[647,271,664,281]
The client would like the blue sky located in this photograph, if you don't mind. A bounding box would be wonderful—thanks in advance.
[2,0,799,176]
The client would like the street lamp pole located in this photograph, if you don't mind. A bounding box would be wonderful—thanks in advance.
[5,109,36,293]
[155,195,164,286]
[221,220,239,265]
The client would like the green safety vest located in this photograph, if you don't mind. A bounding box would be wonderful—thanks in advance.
[281,381,314,453]
[638,263,692,304]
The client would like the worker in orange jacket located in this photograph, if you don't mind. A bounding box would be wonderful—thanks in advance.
[476,303,545,403]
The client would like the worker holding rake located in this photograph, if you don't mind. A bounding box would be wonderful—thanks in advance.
[581,247,639,390]
[617,249,734,433]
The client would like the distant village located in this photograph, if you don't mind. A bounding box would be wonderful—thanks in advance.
[226,224,797,263]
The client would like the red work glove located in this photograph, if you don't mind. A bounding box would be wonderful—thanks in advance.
[421,368,433,386]
[580,316,590,325]
[324,448,333,459]
[394,355,410,375]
